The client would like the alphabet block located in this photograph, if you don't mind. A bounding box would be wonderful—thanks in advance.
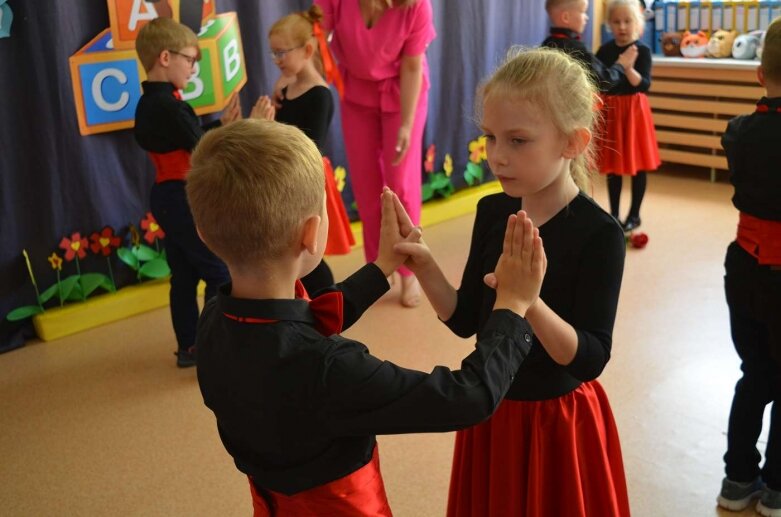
[69,12,246,136]
[106,0,216,50]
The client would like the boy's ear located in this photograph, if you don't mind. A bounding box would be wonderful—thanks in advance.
[300,214,322,255]
[758,65,766,87]
[158,49,172,67]
[559,9,570,26]
[562,127,592,159]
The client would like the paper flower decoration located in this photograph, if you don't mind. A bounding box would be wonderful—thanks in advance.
[140,212,165,244]
[469,136,487,164]
[334,166,347,192]
[424,144,436,173]
[627,232,649,249]
[48,253,63,271]
[59,233,89,262]
[443,154,453,177]
[89,227,121,256]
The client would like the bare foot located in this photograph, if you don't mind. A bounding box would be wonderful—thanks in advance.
[400,274,421,308]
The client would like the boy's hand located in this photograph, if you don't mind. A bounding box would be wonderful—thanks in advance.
[492,211,546,318]
[250,96,276,121]
[617,45,639,71]
[375,188,421,277]
[220,94,241,125]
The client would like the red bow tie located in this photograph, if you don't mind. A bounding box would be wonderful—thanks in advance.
[172,89,183,101]
[295,280,344,336]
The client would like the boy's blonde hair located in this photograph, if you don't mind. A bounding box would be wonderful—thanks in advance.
[136,17,199,72]
[605,0,646,40]
[477,47,598,192]
[187,120,325,269]
[545,0,582,16]
[762,17,781,83]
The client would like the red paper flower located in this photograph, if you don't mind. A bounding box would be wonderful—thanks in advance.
[424,144,436,173]
[140,212,165,244]
[59,233,89,261]
[89,226,121,256]
[629,232,649,249]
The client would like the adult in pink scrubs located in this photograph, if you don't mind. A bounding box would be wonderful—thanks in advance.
[314,0,436,306]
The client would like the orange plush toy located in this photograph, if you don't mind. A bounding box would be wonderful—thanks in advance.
[680,31,709,58]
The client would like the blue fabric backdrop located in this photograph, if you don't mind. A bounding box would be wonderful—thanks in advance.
[0,0,572,351]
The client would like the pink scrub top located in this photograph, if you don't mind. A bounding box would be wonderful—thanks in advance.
[314,0,436,111]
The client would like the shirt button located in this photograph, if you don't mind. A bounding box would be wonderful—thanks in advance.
[524,333,532,343]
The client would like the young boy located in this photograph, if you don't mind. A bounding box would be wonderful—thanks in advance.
[134,17,239,367]
[542,0,635,89]
[187,119,545,515]
[718,17,781,517]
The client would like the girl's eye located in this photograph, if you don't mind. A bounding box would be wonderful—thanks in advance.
[511,138,526,145]
[483,134,496,142]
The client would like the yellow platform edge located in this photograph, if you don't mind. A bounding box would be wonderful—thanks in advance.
[32,181,501,342]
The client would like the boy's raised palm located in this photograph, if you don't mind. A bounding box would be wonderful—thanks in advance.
[492,211,546,317]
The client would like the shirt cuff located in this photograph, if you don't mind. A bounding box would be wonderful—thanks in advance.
[480,309,533,352]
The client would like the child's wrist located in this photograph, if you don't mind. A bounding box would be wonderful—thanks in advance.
[374,257,398,278]
[494,297,531,318]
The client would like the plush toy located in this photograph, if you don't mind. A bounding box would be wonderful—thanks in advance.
[662,32,683,56]
[680,31,709,58]
[757,30,767,60]
[732,31,763,60]
[706,29,737,58]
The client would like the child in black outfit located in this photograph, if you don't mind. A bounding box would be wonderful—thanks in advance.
[133,17,240,367]
[186,119,546,515]
[717,17,781,517]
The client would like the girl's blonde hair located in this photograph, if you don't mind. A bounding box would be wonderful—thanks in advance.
[477,46,599,192]
[269,5,325,75]
[606,0,646,40]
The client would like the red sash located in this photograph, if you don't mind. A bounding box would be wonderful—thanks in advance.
[248,445,392,516]
[148,150,191,183]
[737,212,781,266]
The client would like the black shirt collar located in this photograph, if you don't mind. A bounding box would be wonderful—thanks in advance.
[141,81,177,95]
[550,27,580,40]
[216,283,317,326]
[757,97,781,111]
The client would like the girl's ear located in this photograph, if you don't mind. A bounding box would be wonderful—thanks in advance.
[304,41,316,59]
[562,127,592,159]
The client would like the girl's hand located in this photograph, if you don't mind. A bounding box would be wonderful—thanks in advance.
[492,211,547,317]
[617,45,638,71]
[250,96,276,121]
[392,124,412,165]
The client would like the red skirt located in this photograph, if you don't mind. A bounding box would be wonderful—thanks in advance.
[447,381,630,517]
[323,157,355,256]
[597,93,660,176]
[249,445,392,516]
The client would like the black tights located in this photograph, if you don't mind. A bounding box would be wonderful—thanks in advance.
[606,172,647,220]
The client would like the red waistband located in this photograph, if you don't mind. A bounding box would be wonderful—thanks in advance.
[248,444,391,516]
[736,212,781,266]
[148,150,191,183]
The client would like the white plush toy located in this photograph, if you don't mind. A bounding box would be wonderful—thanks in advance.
[732,31,763,60]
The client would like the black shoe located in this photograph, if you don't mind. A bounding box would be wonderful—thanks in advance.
[622,216,641,232]
[175,346,197,368]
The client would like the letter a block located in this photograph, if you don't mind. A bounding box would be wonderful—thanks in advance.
[106,0,216,50]
[69,12,246,136]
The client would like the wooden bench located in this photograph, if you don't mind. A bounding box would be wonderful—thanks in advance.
[649,56,763,180]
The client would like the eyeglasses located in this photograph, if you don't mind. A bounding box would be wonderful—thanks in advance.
[168,49,198,66]
[269,46,303,60]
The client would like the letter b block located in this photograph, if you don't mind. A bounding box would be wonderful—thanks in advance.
[69,12,246,136]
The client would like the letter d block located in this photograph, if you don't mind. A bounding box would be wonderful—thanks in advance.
[69,30,145,135]
[182,12,246,113]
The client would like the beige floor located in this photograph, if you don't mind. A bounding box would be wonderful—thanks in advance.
[0,171,767,516]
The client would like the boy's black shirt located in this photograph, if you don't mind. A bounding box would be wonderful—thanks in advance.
[722,97,781,221]
[542,27,625,90]
[196,263,534,495]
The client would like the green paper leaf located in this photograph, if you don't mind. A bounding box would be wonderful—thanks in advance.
[439,184,456,198]
[133,245,159,262]
[38,283,61,304]
[117,248,139,270]
[58,275,81,300]
[422,183,434,202]
[66,283,84,301]
[465,162,484,186]
[101,275,116,292]
[139,258,171,279]
[430,173,451,190]
[80,273,111,298]
[6,305,45,321]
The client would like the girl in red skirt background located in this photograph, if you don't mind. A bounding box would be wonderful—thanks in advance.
[394,46,630,516]
[597,0,660,232]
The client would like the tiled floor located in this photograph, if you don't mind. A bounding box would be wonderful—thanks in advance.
[0,172,766,516]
